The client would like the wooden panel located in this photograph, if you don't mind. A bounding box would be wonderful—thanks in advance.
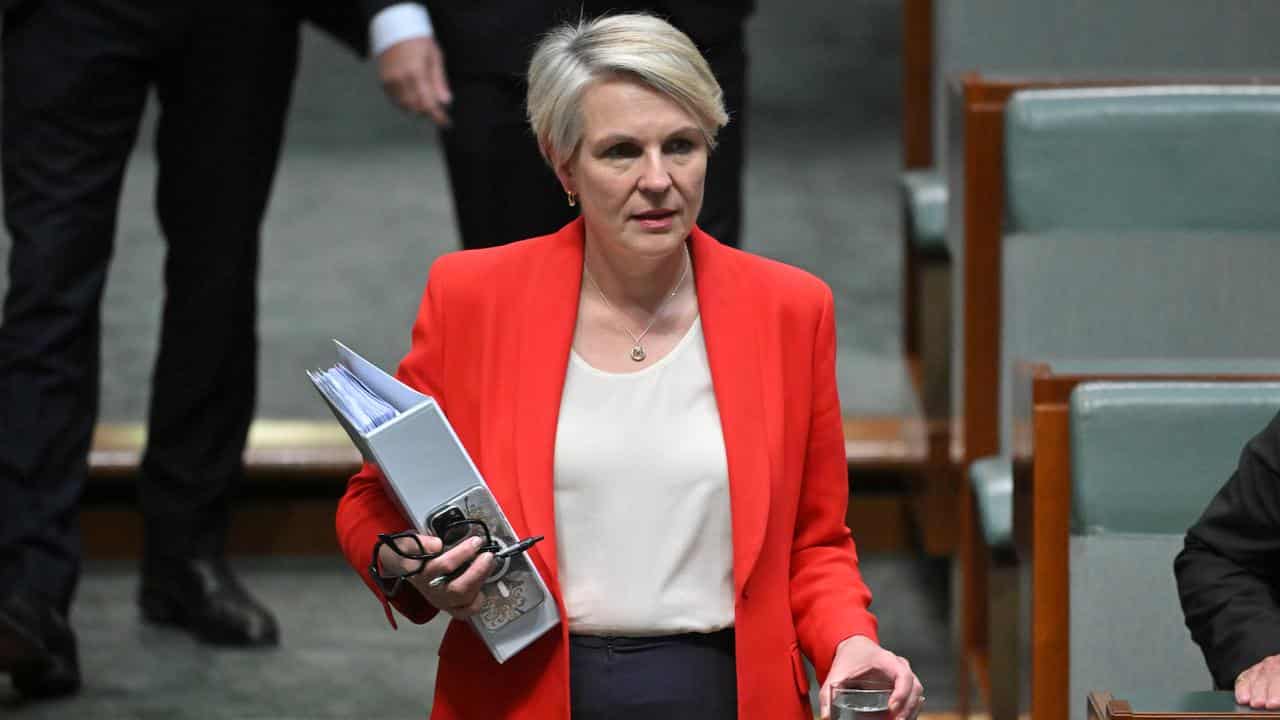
[902,0,935,169]
[1030,395,1072,720]
[85,481,920,561]
[911,417,962,555]
[90,420,360,480]
[900,0,934,363]
[82,498,343,558]
[902,218,922,359]
[85,495,917,559]
[94,416,923,482]
[845,494,913,553]
[843,415,929,470]
[956,75,1009,714]
[959,74,1009,465]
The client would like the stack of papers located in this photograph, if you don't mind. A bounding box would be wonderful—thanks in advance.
[307,364,399,434]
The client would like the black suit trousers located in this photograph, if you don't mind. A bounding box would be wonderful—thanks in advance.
[440,73,578,250]
[0,0,299,608]
[698,37,747,249]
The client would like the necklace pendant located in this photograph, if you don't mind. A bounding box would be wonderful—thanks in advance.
[630,345,646,362]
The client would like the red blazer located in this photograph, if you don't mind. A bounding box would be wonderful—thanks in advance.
[336,219,877,720]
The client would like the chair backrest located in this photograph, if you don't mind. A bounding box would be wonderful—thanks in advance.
[995,87,1280,450]
[931,0,1280,165]
[1066,381,1280,711]
[1005,87,1280,233]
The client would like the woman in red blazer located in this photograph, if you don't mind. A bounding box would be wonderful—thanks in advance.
[336,13,924,720]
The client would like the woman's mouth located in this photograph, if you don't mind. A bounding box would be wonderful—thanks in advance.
[632,209,677,230]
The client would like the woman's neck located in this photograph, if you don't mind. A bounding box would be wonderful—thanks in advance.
[582,236,691,312]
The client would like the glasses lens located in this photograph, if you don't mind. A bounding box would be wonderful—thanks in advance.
[385,532,426,559]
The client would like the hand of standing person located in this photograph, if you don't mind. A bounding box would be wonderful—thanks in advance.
[377,36,452,126]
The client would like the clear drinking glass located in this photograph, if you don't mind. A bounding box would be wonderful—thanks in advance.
[832,680,894,720]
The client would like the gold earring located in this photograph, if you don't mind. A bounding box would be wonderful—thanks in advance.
[566,191,577,207]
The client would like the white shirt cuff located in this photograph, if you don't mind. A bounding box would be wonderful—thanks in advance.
[370,3,434,56]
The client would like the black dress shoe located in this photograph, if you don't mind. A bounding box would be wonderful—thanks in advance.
[0,589,80,699]
[139,556,279,647]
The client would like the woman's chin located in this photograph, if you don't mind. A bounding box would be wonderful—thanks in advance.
[622,228,689,256]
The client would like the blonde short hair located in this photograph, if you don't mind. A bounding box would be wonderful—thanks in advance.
[526,13,729,166]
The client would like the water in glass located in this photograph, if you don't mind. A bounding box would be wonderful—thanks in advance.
[832,686,893,720]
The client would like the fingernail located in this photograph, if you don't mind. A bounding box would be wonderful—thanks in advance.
[471,537,482,548]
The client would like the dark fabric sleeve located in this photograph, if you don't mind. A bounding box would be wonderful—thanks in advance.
[294,1,390,56]
[1174,410,1280,689]
[360,0,419,21]
[302,1,433,58]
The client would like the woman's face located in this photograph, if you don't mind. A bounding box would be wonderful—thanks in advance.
[556,76,708,261]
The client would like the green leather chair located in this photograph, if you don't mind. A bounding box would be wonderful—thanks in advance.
[902,0,1280,365]
[1066,381,1280,714]
[904,0,1280,250]
[902,6,1280,598]
[974,84,1280,560]
[965,85,1280,719]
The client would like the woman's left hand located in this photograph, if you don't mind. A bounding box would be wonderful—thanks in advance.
[820,635,925,720]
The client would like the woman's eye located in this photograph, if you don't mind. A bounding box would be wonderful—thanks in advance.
[666,138,695,154]
[603,143,640,159]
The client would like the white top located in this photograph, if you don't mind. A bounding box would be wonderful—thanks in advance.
[553,317,735,636]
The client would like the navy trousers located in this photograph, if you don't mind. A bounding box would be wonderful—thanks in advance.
[569,629,738,720]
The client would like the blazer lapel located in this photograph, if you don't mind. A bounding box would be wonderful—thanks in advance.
[692,228,771,598]
[512,221,584,591]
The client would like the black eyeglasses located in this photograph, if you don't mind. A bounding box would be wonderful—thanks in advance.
[368,519,540,598]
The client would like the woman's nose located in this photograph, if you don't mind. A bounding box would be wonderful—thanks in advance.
[637,151,673,193]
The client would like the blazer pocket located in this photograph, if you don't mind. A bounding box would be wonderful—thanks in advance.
[790,644,811,696]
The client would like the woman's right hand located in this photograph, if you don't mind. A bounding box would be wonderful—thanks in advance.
[378,534,495,619]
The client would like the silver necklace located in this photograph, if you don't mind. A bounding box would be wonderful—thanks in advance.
[583,249,690,362]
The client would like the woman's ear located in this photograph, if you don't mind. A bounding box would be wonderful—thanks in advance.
[545,140,579,193]
[552,153,574,196]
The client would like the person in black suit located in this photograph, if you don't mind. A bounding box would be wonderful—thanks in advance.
[0,0,361,700]
[1175,410,1280,709]
[362,0,751,249]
